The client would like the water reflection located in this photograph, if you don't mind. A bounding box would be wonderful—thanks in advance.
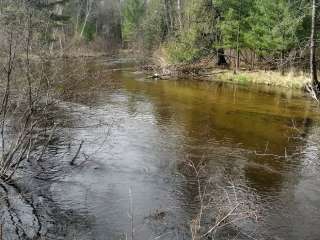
[119,69,320,239]
[17,59,320,239]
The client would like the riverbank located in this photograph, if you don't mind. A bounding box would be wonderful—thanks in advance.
[216,69,310,89]
[2,57,320,240]
[144,52,311,90]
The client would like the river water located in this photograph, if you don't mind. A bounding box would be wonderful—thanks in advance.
[6,58,320,240]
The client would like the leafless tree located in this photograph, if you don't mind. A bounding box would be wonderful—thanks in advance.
[0,1,57,182]
[310,0,319,91]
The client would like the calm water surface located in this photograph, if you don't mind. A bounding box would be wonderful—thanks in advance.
[34,58,320,240]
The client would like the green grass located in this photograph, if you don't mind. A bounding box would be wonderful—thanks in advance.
[233,74,251,84]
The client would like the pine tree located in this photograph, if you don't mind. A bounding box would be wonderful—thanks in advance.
[122,0,145,43]
[215,0,253,72]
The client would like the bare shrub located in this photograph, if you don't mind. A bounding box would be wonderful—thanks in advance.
[0,1,57,181]
[184,160,260,240]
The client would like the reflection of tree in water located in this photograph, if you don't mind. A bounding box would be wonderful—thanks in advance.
[0,99,102,239]
[122,77,320,238]
[48,59,121,106]
[135,81,262,238]
[244,115,316,194]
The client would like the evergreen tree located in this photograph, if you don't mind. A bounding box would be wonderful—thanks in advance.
[122,0,145,43]
[141,0,167,51]
[165,0,217,63]
[245,0,304,72]
[215,0,253,70]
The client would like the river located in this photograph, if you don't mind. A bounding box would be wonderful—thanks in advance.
[4,57,320,240]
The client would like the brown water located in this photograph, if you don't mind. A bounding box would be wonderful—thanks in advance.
[10,58,320,240]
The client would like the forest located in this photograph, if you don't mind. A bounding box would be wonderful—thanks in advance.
[1,0,318,86]
[121,0,320,91]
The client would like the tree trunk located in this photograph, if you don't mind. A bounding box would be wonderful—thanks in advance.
[310,0,319,90]
[235,0,242,73]
[217,48,227,66]
[80,0,93,38]
[164,0,170,32]
[75,6,81,36]
[251,51,255,70]
[281,50,285,76]
[177,0,182,30]
[236,27,240,73]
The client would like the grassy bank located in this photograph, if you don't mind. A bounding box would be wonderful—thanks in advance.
[216,70,311,89]
[148,50,311,90]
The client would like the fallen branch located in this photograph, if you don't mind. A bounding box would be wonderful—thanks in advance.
[202,203,240,237]
[70,140,84,166]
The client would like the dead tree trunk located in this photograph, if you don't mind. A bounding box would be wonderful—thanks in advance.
[310,0,319,91]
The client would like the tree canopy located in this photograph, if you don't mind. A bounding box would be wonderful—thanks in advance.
[121,0,316,72]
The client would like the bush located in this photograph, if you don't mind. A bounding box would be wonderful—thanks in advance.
[165,29,202,63]
[81,22,96,42]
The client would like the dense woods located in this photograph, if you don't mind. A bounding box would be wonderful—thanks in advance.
[0,0,317,79]
[122,0,313,66]
[119,0,320,96]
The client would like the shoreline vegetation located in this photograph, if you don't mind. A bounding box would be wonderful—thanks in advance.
[6,45,313,91]
[121,0,320,96]
[19,44,313,91]
[141,51,311,90]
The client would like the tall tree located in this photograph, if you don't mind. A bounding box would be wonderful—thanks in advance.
[121,0,145,43]
[215,0,252,72]
[245,0,304,73]
[310,0,318,90]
